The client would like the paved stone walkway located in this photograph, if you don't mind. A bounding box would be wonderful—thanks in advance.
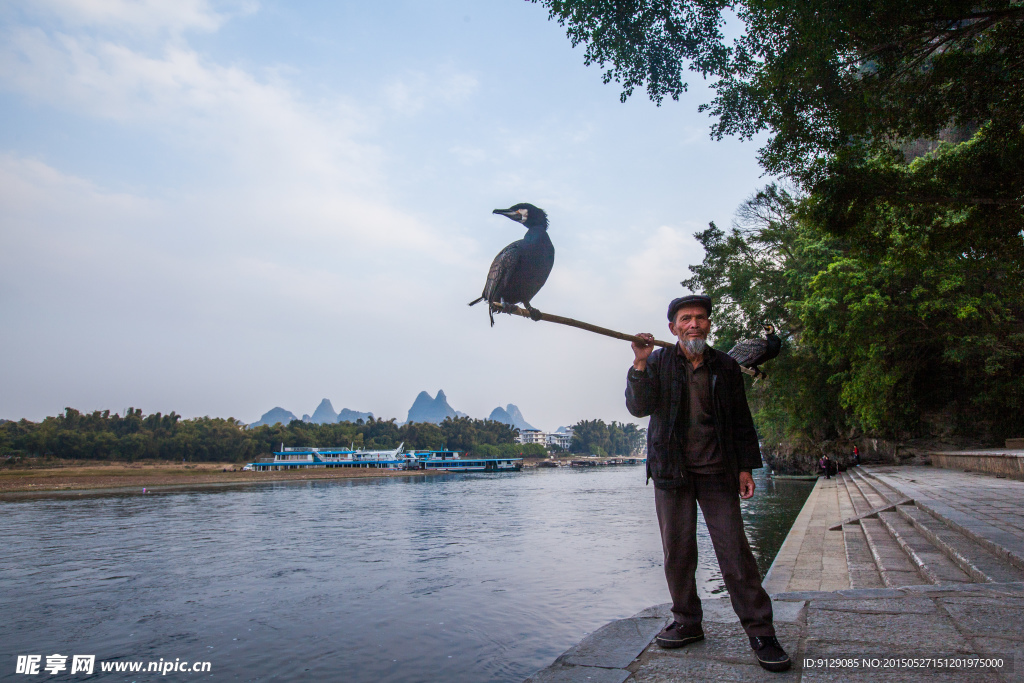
[526,466,1024,682]
[527,583,1023,682]
[761,477,849,594]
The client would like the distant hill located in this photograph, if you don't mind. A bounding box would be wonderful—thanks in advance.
[310,398,338,424]
[337,408,373,423]
[250,407,299,428]
[252,402,374,428]
[488,404,536,431]
[406,390,461,424]
[309,399,374,424]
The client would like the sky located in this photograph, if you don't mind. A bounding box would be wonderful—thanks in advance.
[0,0,767,431]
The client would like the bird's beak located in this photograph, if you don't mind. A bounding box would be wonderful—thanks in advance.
[493,208,522,221]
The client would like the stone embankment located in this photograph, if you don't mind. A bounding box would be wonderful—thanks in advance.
[526,465,1024,682]
[927,448,1024,481]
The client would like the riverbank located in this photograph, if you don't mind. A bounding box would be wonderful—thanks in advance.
[0,460,444,495]
[527,465,1024,681]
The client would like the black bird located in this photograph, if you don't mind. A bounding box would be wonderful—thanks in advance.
[468,203,555,326]
[727,324,782,379]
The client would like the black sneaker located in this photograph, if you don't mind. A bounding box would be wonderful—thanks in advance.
[749,635,791,672]
[655,621,704,649]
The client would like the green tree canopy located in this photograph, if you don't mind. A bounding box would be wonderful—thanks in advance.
[533,0,1024,183]
[571,419,647,455]
[0,410,521,462]
[537,0,1024,453]
[686,184,1024,449]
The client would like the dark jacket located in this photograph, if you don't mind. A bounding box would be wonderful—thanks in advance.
[625,345,763,490]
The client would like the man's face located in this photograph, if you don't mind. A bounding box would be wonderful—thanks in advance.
[669,305,711,343]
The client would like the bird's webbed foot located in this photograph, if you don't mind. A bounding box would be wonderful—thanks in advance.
[524,303,542,321]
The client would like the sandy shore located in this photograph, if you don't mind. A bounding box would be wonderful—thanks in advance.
[0,460,443,495]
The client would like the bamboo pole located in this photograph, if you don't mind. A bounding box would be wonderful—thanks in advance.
[502,304,675,348]
[502,304,763,379]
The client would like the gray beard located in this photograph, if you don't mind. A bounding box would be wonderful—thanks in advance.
[681,338,707,356]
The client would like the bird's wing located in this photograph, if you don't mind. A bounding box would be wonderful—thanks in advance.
[482,240,522,303]
[727,338,768,367]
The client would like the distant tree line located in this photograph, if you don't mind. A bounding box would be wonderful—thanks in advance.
[0,408,542,463]
[569,420,646,457]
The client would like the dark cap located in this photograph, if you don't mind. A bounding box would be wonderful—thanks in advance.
[668,294,712,321]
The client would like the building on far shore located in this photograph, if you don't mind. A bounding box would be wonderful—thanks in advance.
[518,429,546,446]
[517,427,573,451]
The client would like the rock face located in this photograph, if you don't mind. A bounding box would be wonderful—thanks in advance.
[488,404,536,431]
[406,390,460,424]
[251,403,374,427]
[337,408,373,423]
[310,399,338,424]
[250,407,299,428]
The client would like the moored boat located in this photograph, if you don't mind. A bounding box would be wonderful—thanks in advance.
[245,445,522,473]
[411,449,522,472]
[247,444,412,471]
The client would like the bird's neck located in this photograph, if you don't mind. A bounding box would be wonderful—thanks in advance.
[523,228,550,245]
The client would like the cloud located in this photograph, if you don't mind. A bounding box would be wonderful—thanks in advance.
[0,13,484,263]
[0,1,750,426]
[0,27,374,181]
[619,223,707,315]
[449,145,486,166]
[0,152,459,328]
[382,67,479,115]
[24,0,246,35]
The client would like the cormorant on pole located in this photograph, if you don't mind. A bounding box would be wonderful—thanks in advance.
[468,203,555,326]
[727,324,782,379]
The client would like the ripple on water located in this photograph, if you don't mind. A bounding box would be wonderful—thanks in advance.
[0,467,811,682]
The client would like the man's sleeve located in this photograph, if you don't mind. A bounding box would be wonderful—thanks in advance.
[625,350,660,418]
[730,366,763,471]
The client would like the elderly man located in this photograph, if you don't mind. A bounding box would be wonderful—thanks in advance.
[626,294,790,673]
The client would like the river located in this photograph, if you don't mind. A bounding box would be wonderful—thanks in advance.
[0,466,812,682]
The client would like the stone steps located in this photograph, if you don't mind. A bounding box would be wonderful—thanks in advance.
[848,468,975,583]
[860,517,929,586]
[835,467,1024,590]
[875,510,973,584]
[838,471,930,587]
[848,469,908,512]
[895,504,1024,584]
[835,473,884,588]
[856,468,1024,584]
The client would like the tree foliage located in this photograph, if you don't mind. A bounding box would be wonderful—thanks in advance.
[0,409,522,462]
[533,0,1024,185]
[537,0,1024,448]
[570,419,647,455]
[685,184,1024,447]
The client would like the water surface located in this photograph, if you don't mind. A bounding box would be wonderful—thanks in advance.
[0,466,811,681]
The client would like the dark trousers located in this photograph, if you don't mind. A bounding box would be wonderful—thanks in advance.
[655,472,775,637]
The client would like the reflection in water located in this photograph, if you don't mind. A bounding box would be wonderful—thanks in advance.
[0,467,811,682]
